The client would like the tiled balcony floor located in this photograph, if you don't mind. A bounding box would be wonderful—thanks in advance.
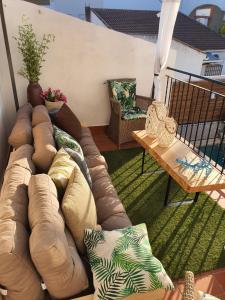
[91,127,225,298]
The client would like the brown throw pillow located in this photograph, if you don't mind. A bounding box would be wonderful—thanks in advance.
[52,104,82,141]
[32,122,57,172]
[8,103,33,149]
[32,105,51,127]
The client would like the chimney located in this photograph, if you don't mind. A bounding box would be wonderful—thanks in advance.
[85,6,91,22]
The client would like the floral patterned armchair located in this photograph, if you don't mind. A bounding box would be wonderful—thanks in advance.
[107,78,153,148]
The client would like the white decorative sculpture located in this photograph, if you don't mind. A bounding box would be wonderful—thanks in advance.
[158,117,177,148]
[145,101,168,138]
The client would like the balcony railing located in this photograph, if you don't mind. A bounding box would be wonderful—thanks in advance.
[164,67,225,174]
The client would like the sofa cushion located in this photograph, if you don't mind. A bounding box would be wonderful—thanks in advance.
[85,155,108,170]
[8,103,33,149]
[0,220,44,300]
[6,144,35,173]
[62,166,100,254]
[28,174,64,229]
[32,122,57,172]
[89,165,118,200]
[101,212,132,230]
[0,145,35,228]
[84,224,173,300]
[94,196,127,225]
[28,174,89,299]
[53,125,83,156]
[0,145,43,300]
[51,103,82,141]
[32,105,51,127]
[48,148,77,195]
[65,147,92,187]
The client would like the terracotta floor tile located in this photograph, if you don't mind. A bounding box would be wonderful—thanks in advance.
[195,275,224,297]
[214,272,225,292]
[163,288,182,300]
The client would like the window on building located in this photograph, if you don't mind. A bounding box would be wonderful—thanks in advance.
[195,8,211,26]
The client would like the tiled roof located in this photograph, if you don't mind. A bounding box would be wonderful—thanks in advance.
[24,0,50,5]
[91,8,225,51]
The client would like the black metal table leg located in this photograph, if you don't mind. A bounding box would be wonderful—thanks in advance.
[164,175,172,206]
[141,148,145,174]
[194,192,200,203]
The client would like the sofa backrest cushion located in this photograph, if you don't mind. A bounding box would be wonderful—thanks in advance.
[28,174,89,299]
[89,165,132,230]
[62,166,100,255]
[0,145,44,300]
[0,220,44,300]
[48,148,77,195]
[32,105,51,127]
[8,103,33,149]
[6,144,35,173]
[32,122,57,172]
[51,103,82,141]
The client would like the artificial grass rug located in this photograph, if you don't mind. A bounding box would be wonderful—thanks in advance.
[102,147,225,280]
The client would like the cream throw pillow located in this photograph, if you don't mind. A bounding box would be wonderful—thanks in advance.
[62,164,100,254]
[48,148,77,194]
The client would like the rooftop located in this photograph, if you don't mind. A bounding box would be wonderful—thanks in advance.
[91,8,225,51]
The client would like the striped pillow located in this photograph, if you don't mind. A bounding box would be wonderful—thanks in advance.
[48,148,76,196]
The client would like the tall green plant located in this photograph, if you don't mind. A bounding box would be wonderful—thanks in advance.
[14,22,55,82]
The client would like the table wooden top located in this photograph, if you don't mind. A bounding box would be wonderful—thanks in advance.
[132,130,225,193]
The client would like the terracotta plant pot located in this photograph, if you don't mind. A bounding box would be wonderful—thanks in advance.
[45,100,64,112]
[27,81,44,107]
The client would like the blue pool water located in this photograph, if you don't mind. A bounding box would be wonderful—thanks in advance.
[199,144,225,167]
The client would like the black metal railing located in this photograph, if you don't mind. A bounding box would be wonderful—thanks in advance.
[204,63,223,76]
[164,67,225,174]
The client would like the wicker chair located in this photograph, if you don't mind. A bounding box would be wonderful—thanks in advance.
[107,78,153,148]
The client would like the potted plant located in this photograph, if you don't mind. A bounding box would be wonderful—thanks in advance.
[41,88,67,111]
[14,21,55,106]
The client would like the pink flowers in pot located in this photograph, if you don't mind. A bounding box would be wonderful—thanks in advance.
[41,88,67,103]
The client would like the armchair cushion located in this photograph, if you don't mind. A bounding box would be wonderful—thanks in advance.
[110,80,136,110]
[122,106,146,120]
[198,291,220,300]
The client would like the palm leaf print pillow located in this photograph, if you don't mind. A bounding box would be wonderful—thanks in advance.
[110,80,136,110]
[84,224,174,300]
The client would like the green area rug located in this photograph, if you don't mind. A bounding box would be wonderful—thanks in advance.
[102,148,225,280]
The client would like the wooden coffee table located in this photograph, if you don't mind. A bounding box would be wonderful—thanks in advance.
[132,130,225,206]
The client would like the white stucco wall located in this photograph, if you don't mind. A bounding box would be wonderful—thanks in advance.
[90,13,205,79]
[3,0,161,126]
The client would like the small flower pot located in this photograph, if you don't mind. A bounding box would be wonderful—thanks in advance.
[45,100,64,112]
[27,81,44,107]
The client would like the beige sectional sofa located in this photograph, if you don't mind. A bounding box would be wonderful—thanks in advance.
[0,104,165,300]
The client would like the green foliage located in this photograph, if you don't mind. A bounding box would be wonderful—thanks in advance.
[219,22,225,36]
[14,20,55,82]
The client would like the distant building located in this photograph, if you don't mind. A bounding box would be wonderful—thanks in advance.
[23,0,50,5]
[189,4,225,33]
[89,8,225,76]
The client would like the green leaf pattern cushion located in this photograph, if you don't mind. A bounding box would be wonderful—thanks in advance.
[48,147,77,196]
[110,80,136,110]
[84,224,174,300]
[53,125,83,157]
